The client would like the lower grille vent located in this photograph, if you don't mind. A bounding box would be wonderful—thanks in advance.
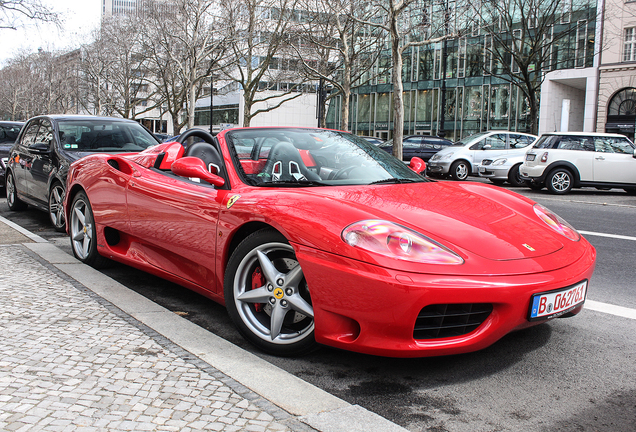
[414,303,493,339]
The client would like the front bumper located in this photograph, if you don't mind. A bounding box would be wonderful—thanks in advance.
[427,161,451,175]
[477,164,510,180]
[294,242,596,358]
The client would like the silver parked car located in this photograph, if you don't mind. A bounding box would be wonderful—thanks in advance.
[427,131,537,181]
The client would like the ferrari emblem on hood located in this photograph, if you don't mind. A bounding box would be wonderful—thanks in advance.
[226,194,241,209]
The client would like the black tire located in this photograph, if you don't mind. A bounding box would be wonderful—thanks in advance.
[507,164,525,187]
[489,179,505,186]
[449,160,470,181]
[49,182,66,232]
[224,228,316,356]
[546,168,574,194]
[69,191,110,268]
[5,171,27,210]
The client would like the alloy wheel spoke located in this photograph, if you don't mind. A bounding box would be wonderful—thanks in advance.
[237,286,272,304]
[287,293,314,318]
[74,206,86,226]
[82,236,90,257]
[72,230,84,242]
[284,264,304,288]
[256,250,281,284]
[269,302,287,340]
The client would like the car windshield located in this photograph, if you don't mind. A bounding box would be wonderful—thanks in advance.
[454,131,490,146]
[58,120,159,152]
[226,128,427,187]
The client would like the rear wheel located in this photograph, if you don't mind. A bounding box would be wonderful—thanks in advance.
[6,171,27,210]
[449,160,470,181]
[489,179,505,186]
[69,191,109,268]
[224,229,316,356]
[546,168,573,194]
[48,182,66,232]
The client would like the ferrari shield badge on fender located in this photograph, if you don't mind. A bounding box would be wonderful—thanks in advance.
[226,194,241,209]
[523,243,536,251]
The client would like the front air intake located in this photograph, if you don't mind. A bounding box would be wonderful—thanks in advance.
[413,303,493,339]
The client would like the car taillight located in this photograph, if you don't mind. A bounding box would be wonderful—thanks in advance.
[540,152,549,163]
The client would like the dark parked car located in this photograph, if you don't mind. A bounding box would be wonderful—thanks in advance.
[380,135,453,161]
[361,136,385,146]
[0,121,24,190]
[5,115,160,231]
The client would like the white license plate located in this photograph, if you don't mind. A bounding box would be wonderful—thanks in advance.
[529,280,587,321]
[526,154,536,161]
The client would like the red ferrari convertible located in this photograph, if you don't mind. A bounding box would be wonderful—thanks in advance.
[64,128,596,357]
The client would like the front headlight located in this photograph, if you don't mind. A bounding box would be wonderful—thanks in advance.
[431,152,453,162]
[342,220,464,265]
[533,204,580,241]
[492,158,507,166]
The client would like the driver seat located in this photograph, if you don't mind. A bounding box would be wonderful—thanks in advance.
[260,141,320,181]
[184,141,225,177]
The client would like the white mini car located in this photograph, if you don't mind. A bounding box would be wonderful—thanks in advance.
[520,132,636,194]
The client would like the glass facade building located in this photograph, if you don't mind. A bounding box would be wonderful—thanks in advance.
[326,6,597,141]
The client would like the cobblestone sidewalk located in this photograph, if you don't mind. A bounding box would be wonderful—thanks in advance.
[0,244,302,432]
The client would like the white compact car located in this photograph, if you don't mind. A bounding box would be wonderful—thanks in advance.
[427,131,537,181]
[520,132,636,194]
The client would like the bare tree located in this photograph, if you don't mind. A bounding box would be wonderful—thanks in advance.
[469,0,596,134]
[222,0,308,127]
[80,16,157,119]
[355,0,454,159]
[0,0,59,30]
[289,0,382,130]
[143,0,228,135]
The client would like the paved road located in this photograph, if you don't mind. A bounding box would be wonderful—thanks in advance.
[1,182,635,432]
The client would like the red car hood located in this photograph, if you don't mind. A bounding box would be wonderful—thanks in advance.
[304,181,564,261]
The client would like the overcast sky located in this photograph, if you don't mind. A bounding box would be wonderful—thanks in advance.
[0,0,101,64]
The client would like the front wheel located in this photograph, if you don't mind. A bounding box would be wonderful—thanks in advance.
[224,229,316,356]
[49,182,66,232]
[449,160,470,181]
[69,191,109,268]
[546,168,573,194]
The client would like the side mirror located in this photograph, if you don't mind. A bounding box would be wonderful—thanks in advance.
[409,157,426,174]
[633,149,636,159]
[482,144,492,150]
[29,142,50,153]
[171,156,225,187]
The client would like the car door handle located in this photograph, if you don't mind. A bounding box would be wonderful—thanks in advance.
[595,156,605,160]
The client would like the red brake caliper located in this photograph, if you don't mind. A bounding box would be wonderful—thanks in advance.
[251,267,265,312]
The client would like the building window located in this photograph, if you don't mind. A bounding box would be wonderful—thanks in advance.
[624,28,636,62]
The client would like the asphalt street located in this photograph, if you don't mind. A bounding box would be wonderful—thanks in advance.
[1,180,635,432]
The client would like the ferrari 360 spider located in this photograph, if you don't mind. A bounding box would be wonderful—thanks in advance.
[63,127,596,357]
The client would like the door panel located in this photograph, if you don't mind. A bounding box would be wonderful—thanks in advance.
[27,119,55,205]
[126,169,222,292]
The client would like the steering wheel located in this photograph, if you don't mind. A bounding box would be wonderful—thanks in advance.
[331,165,358,180]
[176,129,216,146]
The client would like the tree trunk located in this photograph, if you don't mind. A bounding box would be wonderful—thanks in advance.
[391,35,404,160]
